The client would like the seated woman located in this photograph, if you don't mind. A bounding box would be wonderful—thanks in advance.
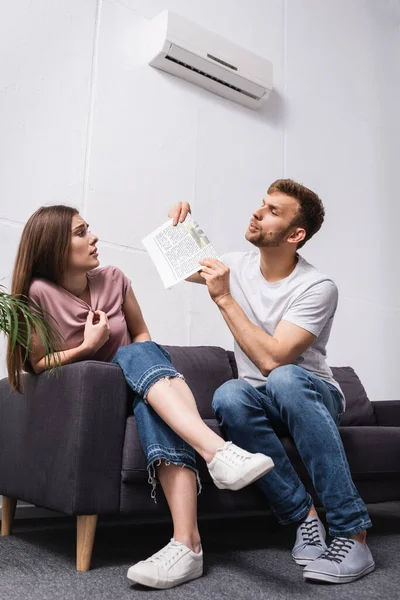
[7,205,274,590]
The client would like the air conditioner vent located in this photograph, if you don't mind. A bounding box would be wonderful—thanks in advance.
[165,55,261,101]
[206,54,238,71]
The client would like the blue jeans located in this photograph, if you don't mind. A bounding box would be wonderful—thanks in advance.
[113,341,198,499]
[212,364,372,537]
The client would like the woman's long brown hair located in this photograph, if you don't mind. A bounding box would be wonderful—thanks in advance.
[7,205,78,391]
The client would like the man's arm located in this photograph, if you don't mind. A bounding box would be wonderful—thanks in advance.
[199,258,320,375]
[216,295,316,375]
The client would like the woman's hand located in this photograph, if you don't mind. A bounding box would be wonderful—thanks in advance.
[82,310,110,354]
[168,202,191,226]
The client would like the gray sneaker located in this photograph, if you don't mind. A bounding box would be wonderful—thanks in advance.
[303,537,375,584]
[292,515,327,566]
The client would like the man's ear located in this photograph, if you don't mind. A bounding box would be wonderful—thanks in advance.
[288,227,306,245]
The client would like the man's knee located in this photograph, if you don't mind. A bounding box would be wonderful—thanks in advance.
[212,379,253,419]
[266,364,307,406]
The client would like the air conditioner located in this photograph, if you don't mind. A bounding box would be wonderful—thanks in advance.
[147,10,273,110]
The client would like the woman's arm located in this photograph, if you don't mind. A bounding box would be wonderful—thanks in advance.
[30,310,110,373]
[30,339,90,373]
[122,288,151,342]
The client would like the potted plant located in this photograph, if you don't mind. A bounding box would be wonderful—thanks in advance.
[0,286,59,381]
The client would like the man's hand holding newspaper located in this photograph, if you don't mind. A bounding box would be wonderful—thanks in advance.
[142,203,223,290]
[168,201,191,225]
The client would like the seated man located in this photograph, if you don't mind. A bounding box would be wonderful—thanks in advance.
[169,178,374,584]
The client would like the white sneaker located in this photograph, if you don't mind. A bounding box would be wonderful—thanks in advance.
[207,441,274,491]
[127,539,203,589]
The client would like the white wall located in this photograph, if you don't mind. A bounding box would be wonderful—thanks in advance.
[1,0,399,403]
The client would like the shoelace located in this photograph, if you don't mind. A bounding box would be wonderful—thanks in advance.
[319,538,355,563]
[223,442,248,465]
[148,542,185,568]
[299,520,324,547]
[164,548,185,567]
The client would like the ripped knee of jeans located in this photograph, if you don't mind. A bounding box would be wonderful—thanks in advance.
[143,373,185,402]
[147,458,201,504]
[148,458,161,503]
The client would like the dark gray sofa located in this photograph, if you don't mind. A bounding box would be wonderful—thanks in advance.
[0,345,399,570]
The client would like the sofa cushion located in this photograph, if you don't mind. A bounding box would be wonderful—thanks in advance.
[331,367,376,425]
[338,427,400,478]
[164,346,234,419]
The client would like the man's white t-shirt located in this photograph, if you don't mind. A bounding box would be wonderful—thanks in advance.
[221,251,345,409]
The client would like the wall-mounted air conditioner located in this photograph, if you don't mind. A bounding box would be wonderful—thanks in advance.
[147,10,273,110]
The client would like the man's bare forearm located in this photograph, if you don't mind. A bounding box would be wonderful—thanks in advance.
[216,294,280,375]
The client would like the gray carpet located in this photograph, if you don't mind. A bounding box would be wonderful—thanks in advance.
[0,503,399,600]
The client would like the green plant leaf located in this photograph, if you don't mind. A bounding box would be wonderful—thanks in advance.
[0,287,61,368]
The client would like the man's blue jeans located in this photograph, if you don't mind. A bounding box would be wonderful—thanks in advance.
[113,341,199,499]
[212,364,372,537]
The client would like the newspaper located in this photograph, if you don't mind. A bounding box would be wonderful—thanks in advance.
[142,214,220,288]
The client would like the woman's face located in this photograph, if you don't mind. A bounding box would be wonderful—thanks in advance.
[67,214,99,273]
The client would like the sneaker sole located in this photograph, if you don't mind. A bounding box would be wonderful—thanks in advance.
[213,457,275,491]
[303,562,375,584]
[127,567,203,589]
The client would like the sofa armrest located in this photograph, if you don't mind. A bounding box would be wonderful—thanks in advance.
[371,400,400,426]
[0,361,132,515]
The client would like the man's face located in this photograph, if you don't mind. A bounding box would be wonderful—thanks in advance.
[245,192,303,248]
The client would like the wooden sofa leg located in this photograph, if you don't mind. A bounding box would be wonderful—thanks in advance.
[76,515,98,572]
[1,496,17,536]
